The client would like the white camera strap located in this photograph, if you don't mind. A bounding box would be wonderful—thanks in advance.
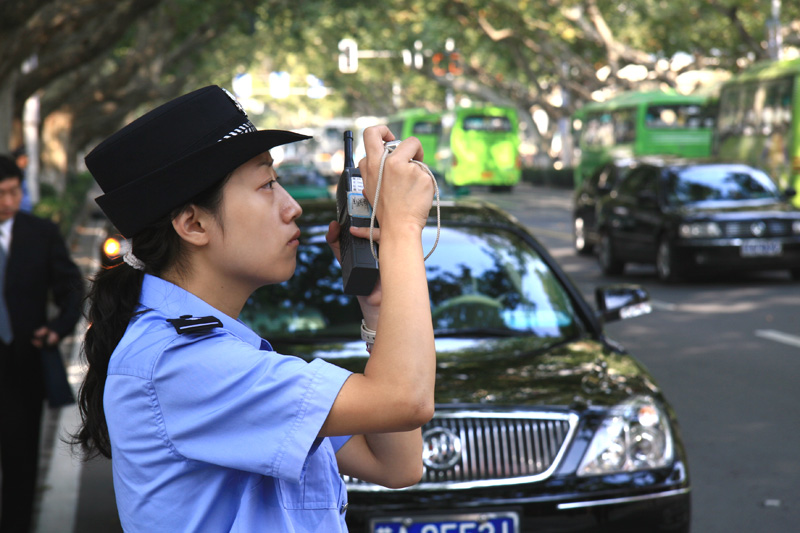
[370,143,441,263]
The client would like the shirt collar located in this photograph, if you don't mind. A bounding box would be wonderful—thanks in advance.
[139,274,263,349]
[0,217,13,250]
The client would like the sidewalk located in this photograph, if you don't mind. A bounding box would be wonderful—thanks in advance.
[35,188,122,533]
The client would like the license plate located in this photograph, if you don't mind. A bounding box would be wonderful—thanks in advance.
[371,512,518,533]
[740,240,782,257]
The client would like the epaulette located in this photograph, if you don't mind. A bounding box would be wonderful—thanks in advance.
[166,315,223,335]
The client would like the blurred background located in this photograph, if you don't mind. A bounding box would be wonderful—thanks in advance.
[4,2,800,532]
[3,0,800,227]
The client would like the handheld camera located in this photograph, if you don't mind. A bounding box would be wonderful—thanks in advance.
[336,131,379,295]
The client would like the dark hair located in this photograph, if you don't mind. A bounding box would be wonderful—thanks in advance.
[0,154,23,182]
[72,174,231,459]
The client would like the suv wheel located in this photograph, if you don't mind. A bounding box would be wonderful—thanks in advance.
[598,232,624,275]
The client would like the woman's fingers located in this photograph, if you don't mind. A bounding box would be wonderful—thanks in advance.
[349,225,380,242]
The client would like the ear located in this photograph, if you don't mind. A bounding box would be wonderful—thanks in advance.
[171,205,212,247]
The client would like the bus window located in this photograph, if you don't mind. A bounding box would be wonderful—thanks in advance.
[412,120,441,136]
[645,104,710,129]
[613,110,636,143]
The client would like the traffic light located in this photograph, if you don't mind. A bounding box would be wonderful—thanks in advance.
[338,38,358,73]
[432,51,463,77]
[448,51,463,75]
[432,52,446,77]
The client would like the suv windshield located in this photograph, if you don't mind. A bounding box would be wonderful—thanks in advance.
[664,165,781,204]
[241,225,581,343]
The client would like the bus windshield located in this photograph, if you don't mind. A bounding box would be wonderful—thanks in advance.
[644,104,714,129]
[463,115,513,132]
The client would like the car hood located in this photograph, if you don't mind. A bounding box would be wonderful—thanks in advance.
[270,334,662,410]
[672,199,797,219]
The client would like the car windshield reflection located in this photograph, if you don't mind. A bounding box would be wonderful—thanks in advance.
[664,165,781,205]
[241,226,581,344]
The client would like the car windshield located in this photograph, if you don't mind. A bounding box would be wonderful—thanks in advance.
[241,224,582,343]
[664,165,781,205]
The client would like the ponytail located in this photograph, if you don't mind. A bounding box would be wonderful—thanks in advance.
[74,265,144,458]
[71,173,230,459]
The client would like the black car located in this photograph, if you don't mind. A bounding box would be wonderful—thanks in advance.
[573,159,634,255]
[595,159,800,282]
[240,198,691,532]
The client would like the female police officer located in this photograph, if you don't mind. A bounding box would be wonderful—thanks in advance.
[74,85,435,532]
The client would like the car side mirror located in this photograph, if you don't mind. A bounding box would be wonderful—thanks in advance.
[595,284,652,323]
[784,187,797,199]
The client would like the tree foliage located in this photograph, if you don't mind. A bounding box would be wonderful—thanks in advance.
[2,0,800,188]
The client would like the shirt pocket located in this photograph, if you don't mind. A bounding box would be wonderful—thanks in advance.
[278,438,347,510]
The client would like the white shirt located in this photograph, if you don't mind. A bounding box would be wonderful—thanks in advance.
[0,217,13,252]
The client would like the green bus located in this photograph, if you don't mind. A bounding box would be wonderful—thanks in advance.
[435,105,521,190]
[715,57,800,205]
[386,109,443,166]
[573,89,715,187]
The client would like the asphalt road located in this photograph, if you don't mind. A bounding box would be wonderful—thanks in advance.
[34,182,800,532]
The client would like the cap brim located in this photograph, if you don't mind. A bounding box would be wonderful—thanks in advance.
[96,130,310,236]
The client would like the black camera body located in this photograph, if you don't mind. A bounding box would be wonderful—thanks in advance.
[336,130,379,295]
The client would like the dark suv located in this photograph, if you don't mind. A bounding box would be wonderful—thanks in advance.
[595,158,800,281]
[572,159,634,254]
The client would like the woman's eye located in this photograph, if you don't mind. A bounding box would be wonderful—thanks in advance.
[264,177,279,190]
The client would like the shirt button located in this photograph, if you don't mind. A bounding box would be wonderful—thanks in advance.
[340,502,348,514]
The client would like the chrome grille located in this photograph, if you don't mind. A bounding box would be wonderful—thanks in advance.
[343,411,578,491]
[724,220,790,237]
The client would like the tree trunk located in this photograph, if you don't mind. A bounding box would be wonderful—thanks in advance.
[0,77,16,152]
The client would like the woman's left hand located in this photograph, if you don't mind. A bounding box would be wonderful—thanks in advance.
[326,221,382,325]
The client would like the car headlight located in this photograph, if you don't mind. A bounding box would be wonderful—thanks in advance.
[577,396,674,476]
[678,221,722,238]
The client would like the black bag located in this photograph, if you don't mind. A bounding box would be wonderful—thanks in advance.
[41,346,75,408]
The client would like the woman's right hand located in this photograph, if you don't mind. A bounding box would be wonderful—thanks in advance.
[357,125,434,234]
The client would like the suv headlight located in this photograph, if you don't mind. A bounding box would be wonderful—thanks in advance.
[577,396,674,476]
[679,221,722,238]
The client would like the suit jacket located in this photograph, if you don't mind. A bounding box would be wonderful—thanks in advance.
[4,212,83,393]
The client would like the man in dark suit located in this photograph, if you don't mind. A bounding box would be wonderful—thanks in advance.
[0,155,83,532]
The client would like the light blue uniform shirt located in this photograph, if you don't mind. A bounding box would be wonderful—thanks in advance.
[104,275,353,532]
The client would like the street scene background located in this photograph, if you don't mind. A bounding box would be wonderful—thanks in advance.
[3,2,800,532]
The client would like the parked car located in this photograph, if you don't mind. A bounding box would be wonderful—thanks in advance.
[573,159,635,255]
[275,161,334,199]
[240,198,691,532]
[595,158,800,282]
